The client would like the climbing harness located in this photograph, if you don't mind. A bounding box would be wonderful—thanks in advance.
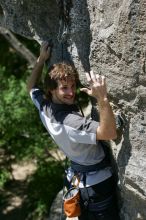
[70,157,109,173]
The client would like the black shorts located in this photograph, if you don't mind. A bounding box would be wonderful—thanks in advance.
[79,176,120,220]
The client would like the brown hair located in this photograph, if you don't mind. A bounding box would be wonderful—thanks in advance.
[44,62,79,98]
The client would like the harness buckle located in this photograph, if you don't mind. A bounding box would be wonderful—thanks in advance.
[84,200,88,207]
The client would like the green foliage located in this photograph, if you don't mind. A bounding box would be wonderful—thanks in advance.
[0,168,11,189]
[0,35,28,77]
[26,159,64,219]
[0,59,61,219]
[0,65,57,161]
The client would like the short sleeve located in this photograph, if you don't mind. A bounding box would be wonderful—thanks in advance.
[30,88,45,111]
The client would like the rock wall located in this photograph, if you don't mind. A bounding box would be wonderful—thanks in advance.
[0,0,146,219]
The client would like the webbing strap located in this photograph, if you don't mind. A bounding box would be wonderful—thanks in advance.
[88,195,113,212]
[70,157,109,173]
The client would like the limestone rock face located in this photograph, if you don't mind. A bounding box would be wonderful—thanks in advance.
[0,0,146,219]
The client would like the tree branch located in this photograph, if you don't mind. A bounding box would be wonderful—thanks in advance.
[0,26,37,67]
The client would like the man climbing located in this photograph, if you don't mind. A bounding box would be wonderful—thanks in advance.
[27,41,120,220]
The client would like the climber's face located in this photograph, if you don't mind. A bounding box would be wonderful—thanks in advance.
[51,76,76,105]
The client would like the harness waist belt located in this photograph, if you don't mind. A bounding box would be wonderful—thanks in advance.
[88,195,113,211]
[70,157,109,173]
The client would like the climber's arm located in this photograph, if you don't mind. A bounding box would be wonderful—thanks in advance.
[80,71,117,140]
[96,98,117,140]
[27,42,51,92]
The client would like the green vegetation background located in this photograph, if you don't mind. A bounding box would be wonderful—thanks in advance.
[0,35,65,220]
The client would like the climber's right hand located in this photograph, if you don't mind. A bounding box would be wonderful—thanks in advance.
[39,41,51,62]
